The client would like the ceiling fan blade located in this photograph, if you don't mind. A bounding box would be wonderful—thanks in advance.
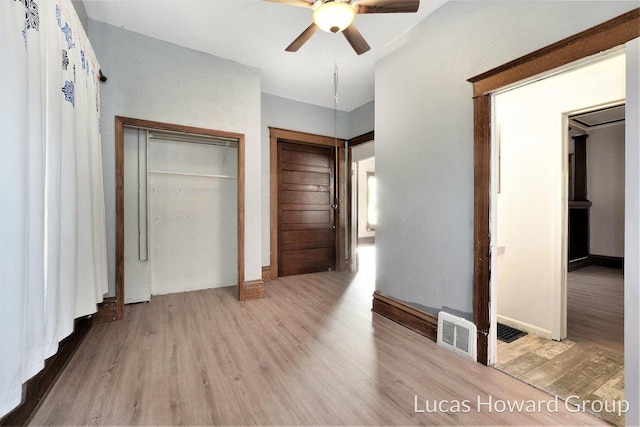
[342,25,371,55]
[286,23,319,52]
[263,0,314,8]
[352,0,420,14]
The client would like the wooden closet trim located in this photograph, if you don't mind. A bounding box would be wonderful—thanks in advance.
[468,8,639,365]
[269,127,347,280]
[108,116,247,320]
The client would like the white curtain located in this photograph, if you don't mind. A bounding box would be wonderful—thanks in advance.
[0,0,108,417]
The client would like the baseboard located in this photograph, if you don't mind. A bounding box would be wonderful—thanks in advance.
[590,255,624,270]
[0,316,93,427]
[372,291,438,342]
[497,314,552,340]
[94,296,118,323]
[358,236,375,246]
[568,257,592,272]
[262,266,272,282]
[569,255,624,272]
[243,279,265,300]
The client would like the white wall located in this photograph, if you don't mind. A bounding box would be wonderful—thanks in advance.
[148,139,238,295]
[357,157,376,239]
[588,123,625,257]
[260,94,373,266]
[352,140,375,162]
[374,0,638,319]
[89,19,263,295]
[624,37,640,427]
[495,54,625,339]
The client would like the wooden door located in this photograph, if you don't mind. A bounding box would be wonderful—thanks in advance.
[278,142,336,276]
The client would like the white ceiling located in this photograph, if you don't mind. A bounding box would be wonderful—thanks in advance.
[570,104,625,129]
[82,0,448,111]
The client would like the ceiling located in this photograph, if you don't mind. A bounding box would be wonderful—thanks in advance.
[82,0,448,112]
[570,104,625,131]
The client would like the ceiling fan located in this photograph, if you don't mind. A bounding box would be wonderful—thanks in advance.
[265,0,420,55]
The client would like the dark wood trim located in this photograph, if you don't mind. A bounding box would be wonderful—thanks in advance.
[349,131,374,147]
[115,117,125,321]
[243,279,265,300]
[269,127,348,278]
[568,200,593,209]
[469,9,639,365]
[0,317,93,427]
[347,145,354,271]
[572,134,589,201]
[115,117,248,307]
[269,131,279,281]
[270,127,344,148]
[372,291,438,342]
[468,8,640,96]
[568,255,624,271]
[590,255,624,270]
[94,296,118,323]
[473,95,491,366]
[568,257,592,272]
[337,144,347,271]
[262,266,272,282]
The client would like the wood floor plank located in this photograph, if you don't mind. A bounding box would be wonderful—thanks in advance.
[30,248,605,426]
[567,266,624,356]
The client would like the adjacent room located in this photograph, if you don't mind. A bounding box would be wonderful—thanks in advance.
[2,1,639,426]
[491,54,627,426]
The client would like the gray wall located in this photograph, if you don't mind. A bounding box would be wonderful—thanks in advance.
[260,94,373,266]
[88,19,263,296]
[374,0,638,318]
[71,0,89,33]
[349,101,375,139]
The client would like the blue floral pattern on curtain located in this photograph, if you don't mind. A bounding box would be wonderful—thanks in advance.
[13,0,40,30]
[61,80,74,106]
[0,0,108,418]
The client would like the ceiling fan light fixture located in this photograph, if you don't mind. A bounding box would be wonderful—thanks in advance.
[312,1,356,33]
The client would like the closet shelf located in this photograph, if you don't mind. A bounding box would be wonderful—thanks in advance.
[149,170,237,180]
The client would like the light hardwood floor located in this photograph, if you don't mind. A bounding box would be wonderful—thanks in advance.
[567,265,624,356]
[31,248,604,426]
[496,266,625,426]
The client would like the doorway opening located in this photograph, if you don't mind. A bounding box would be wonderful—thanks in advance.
[268,127,347,280]
[468,9,639,425]
[349,134,376,274]
[493,97,626,425]
[113,116,247,321]
[123,126,240,303]
[566,105,625,355]
[277,141,337,277]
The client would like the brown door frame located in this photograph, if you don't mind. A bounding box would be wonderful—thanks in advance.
[468,9,639,365]
[269,127,347,280]
[111,116,247,320]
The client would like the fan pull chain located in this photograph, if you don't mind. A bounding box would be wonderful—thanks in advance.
[333,63,339,211]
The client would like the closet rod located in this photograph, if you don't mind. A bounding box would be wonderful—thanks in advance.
[123,125,238,146]
[149,170,237,180]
